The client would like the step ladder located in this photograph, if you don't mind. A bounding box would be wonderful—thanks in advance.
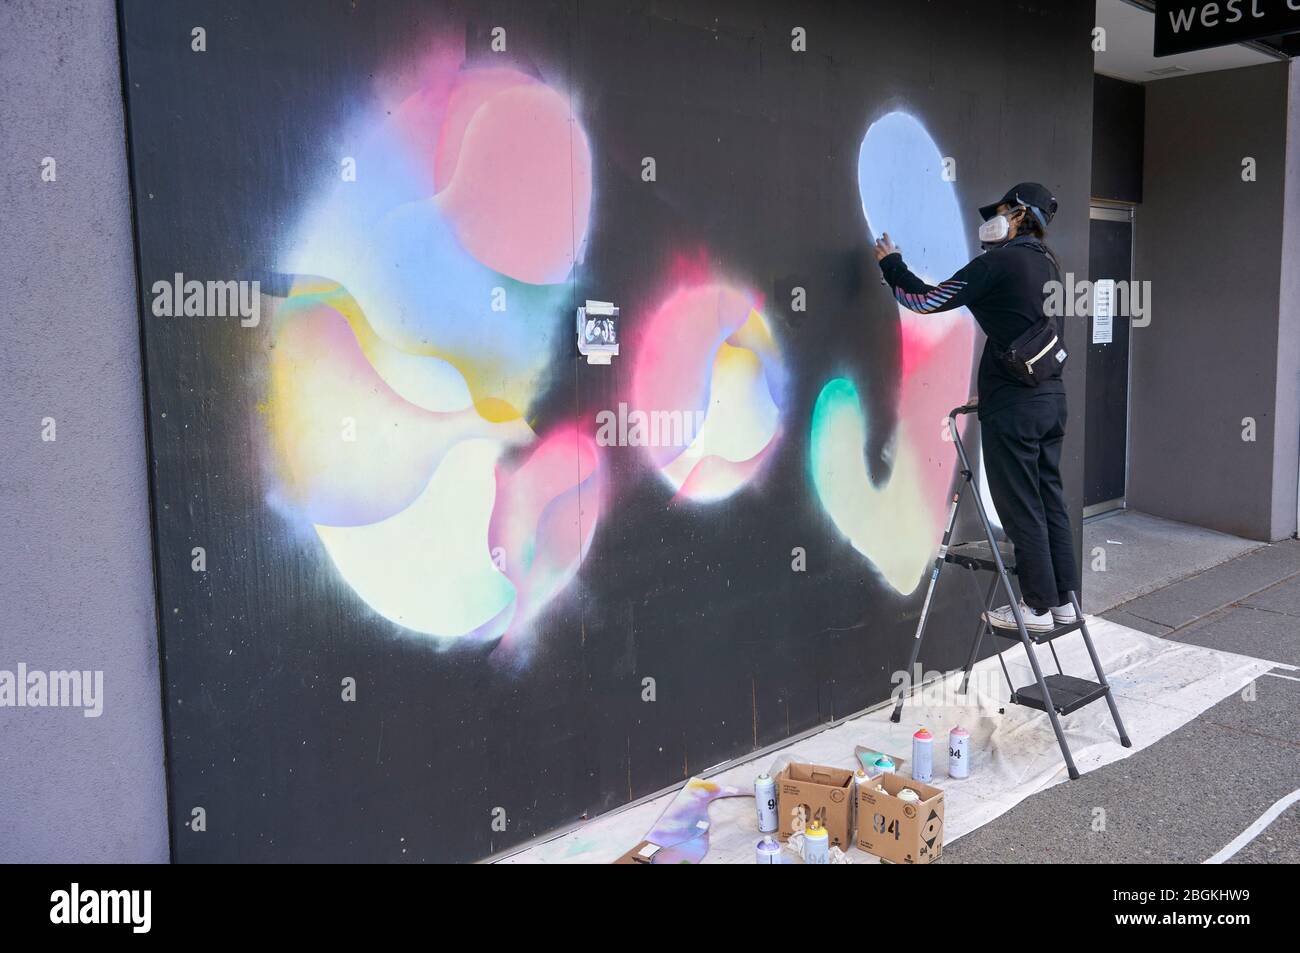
[888,403,1132,780]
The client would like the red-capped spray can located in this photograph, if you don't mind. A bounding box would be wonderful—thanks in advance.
[912,727,933,783]
[949,725,970,779]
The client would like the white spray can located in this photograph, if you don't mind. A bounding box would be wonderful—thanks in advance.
[949,725,970,779]
[754,773,778,833]
[853,768,875,839]
[912,727,934,783]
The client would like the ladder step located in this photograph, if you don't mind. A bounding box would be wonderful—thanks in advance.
[1012,674,1110,716]
[944,539,1017,574]
[990,618,1085,645]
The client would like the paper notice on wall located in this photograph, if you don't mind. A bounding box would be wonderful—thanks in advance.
[1092,279,1115,344]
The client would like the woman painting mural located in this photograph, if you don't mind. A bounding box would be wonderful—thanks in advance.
[873,182,1076,633]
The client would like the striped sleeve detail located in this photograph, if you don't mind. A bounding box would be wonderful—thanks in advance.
[894,279,966,314]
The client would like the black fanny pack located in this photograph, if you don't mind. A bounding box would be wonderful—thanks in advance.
[998,318,1067,386]
[994,236,1067,386]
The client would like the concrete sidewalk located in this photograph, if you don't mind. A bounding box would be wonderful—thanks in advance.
[944,531,1300,864]
[1081,509,1265,615]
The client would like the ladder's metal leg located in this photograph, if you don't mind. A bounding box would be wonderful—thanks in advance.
[959,574,999,694]
[890,562,942,723]
[954,408,1083,781]
[993,641,1016,696]
[890,472,966,724]
[1048,641,1065,676]
[1070,590,1132,748]
[1006,593,1081,780]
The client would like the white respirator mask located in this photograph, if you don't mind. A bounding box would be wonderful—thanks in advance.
[977,206,1024,245]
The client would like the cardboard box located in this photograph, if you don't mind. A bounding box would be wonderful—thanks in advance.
[776,762,855,849]
[856,772,945,864]
[613,840,660,864]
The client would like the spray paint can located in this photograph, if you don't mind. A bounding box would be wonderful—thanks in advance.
[912,727,933,783]
[873,754,895,776]
[949,725,970,779]
[756,835,782,864]
[754,773,778,833]
[803,821,830,864]
[854,769,872,837]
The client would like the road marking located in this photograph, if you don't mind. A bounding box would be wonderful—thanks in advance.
[1204,789,1300,864]
[1263,672,1300,683]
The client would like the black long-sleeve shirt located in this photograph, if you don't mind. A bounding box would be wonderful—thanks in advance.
[878,237,1064,418]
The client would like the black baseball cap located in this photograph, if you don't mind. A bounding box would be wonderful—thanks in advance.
[978,182,1058,228]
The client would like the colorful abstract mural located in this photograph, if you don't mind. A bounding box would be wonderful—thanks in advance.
[810,111,977,594]
[119,0,1092,862]
[631,281,787,502]
[263,55,601,650]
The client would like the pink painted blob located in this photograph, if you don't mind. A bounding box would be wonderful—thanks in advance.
[489,425,603,636]
[631,283,755,469]
[434,71,592,285]
[897,312,976,530]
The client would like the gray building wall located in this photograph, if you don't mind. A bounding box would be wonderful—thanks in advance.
[0,0,168,861]
[1131,62,1297,541]
[1277,60,1300,541]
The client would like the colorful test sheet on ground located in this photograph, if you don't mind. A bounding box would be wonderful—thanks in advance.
[641,778,750,864]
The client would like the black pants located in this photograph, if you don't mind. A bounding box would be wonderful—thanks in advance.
[980,393,1079,609]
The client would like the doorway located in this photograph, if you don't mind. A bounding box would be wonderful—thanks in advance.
[1083,204,1134,517]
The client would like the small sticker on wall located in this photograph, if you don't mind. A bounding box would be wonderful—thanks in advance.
[577,300,620,364]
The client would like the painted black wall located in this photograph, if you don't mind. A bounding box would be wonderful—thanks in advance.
[119,0,1095,862]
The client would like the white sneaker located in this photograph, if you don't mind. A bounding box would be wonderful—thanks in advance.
[984,603,1054,632]
[1051,603,1078,625]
